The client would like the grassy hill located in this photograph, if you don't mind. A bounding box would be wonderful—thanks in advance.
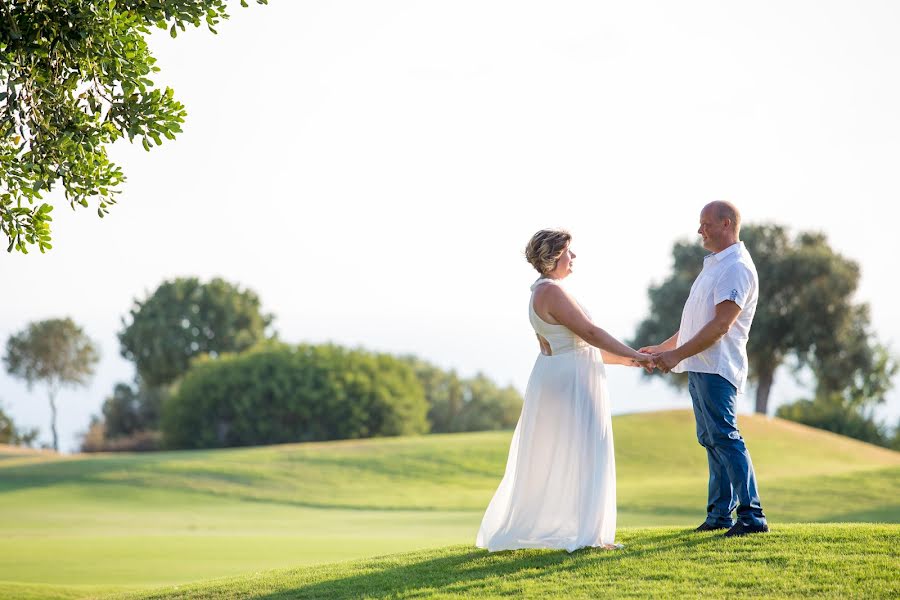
[0,410,897,599]
[115,524,899,600]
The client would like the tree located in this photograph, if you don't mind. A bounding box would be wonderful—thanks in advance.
[401,356,523,433]
[632,224,896,415]
[0,402,38,446]
[3,318,99,450]
[100,380,164,438]
[118,277,273,388]
[0,0,267,254]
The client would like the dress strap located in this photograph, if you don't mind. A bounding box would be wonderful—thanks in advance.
[530,277,559,292]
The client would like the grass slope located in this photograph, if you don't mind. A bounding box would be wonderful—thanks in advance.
[0,411,897,599]
[117,524,900,599]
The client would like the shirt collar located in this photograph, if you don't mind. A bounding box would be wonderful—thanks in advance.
[711,241,744,262]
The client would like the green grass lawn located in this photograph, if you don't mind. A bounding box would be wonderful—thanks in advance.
[0,411,897,599]
[114,524,899,600]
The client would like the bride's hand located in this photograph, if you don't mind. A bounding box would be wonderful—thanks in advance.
[630,352,656,373]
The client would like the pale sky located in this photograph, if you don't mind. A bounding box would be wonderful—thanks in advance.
[2,1,899,452]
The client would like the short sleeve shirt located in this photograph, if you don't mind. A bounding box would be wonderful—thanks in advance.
[672,242,759,392]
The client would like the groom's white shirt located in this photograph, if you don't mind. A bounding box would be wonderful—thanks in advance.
[672,241,758,392]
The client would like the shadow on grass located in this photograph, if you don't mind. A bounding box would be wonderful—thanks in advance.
[0,455,458,512]
[249,530,714,600]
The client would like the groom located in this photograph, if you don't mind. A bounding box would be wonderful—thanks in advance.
[641,201,768,537]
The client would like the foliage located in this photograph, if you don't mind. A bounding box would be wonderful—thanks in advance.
[0,0,267,254]
[0,402,37,446]
[80,416,161,452]
[118,277,273,387]
[775,395,890,447]
[806,309,898,407]
[632,224,897,414]
[162,343,430,449]
[630,240,706,389]
[80,379,165,451]
[99,379,165,437]
[3,317,99,450]
[101,382,143,437]
[401,356,522,433]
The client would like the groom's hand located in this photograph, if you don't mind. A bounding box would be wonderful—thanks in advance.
[631,352,656,373]
[638,345,660,355]
[652,350,681,374]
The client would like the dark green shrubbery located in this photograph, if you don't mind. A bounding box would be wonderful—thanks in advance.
[162,343,429,449]
[0,404,38,447]
[776,395,890,447]
[401,357,522,433]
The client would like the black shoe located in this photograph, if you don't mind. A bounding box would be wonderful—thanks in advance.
[694,522,730,532]
[724,522,769,537]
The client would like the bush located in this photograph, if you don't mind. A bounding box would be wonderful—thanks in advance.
[80,419,162,452]
[100,381,166,437]
[401,357,522,432]
[776,396,889,447]
[162,343,429,449]
[0,403,38,447]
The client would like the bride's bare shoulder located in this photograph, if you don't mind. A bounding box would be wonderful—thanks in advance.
[532,281,568,307]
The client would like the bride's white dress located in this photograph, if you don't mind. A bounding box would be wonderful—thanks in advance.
[476,277,617,552]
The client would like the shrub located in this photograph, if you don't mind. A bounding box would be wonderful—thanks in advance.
[776,395,889,447]
[400,357,522,432]
[0,404,38,447]
[80,419,162,452]
[162,343,429,449]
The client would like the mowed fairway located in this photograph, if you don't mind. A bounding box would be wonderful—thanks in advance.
[118,524,899,600]
[1,410,898,599]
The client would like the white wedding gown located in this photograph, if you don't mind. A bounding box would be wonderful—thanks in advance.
[476,277,617,552]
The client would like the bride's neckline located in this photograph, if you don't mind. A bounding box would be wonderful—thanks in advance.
[531,277,564,291]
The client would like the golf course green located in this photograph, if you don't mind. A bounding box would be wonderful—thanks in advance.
[1,410,897,599]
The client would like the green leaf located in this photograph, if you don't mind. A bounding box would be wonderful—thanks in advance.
[1,0,269,254]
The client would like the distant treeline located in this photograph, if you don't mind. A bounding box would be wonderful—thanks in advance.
[83,343,521,452]
[7,221,900,454]
[79,277,521,452]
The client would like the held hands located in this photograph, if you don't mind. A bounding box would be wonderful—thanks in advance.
[629,352,657,373]
[650,350,680,374]
[636,345,682,374]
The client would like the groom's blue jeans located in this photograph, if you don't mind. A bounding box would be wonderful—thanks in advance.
[688,372,766,528]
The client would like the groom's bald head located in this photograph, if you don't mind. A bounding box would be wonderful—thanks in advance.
[699,201,741,252]
[704,201,741,236]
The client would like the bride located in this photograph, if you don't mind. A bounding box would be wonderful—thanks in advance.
[476,229,654,552]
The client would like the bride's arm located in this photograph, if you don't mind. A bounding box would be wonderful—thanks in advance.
[600,350,635,366]
[541,285,649,363]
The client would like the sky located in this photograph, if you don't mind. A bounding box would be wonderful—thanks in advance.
[2,0,899,452]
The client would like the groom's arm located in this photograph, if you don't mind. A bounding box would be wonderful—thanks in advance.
[655,301,741,372]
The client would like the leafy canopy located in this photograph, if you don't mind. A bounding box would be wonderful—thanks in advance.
[4,317,99,389]
[3,317,100,450]
[0,0,266,253]
[631,224,896,414]
[118,276,274,387]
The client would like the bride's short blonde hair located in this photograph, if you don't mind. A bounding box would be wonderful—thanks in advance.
[525,229,571,276]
